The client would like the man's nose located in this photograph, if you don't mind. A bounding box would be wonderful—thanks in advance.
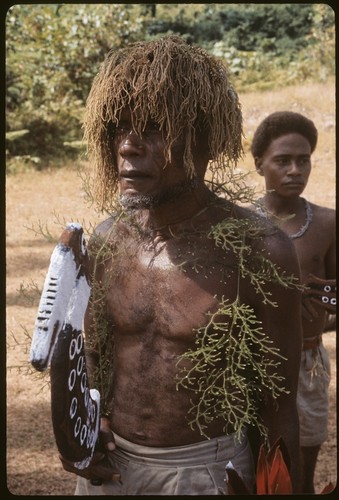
[119,132,144,157]
[288,161,300,175]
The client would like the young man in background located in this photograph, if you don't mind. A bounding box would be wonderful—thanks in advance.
[252,111,336,493]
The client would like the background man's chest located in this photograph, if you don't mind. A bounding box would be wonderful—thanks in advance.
[293,230,329,280]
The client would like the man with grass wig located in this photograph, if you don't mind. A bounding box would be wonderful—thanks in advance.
[60,36,302,494]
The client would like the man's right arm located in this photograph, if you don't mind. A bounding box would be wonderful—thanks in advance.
[302,210,336,320]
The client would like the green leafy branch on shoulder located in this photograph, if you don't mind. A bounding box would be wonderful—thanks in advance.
[209,216,300,306]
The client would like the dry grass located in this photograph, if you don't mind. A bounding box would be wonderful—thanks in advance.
[6,80,336,495]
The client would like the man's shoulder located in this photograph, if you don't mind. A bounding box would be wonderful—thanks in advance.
[309,202,335,230]
[232,203,291,241]
[220,203,300,285]
[310,202,335,217]
[93,217,117,236]
[89,214,122,245]
[215,200,296,256]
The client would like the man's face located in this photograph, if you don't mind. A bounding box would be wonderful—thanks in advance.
[255,133,312,198]
[113,108,196,210]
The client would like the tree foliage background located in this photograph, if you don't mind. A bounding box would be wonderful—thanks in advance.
[6,3,335,171]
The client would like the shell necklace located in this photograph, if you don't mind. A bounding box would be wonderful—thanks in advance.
[256,197,313,240]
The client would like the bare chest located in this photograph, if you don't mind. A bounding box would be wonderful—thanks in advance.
[105,236,239,342]
[292,227,331,281]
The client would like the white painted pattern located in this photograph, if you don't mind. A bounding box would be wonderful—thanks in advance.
[30,223,101,471]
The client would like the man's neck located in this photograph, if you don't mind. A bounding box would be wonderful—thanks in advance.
[137,183,213,232]
[262,192,305,217]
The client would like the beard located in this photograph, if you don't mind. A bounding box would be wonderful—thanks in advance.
[119,177,198,210]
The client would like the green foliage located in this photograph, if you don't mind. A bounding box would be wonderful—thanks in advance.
[82,227,122,417]
[175,212,300,440]
[209,217,299,307]
[209,4,335,91]
[219,4,314,54]
[147,3,314,53]
[177,297,287,441]
[6,4,147,166]
[143,3,334,89]
[6,3,335,171]
[86,269,115,417]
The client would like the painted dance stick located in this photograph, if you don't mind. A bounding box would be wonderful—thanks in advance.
[30,223,100,470]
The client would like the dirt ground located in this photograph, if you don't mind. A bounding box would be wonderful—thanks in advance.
[6,80,336,495]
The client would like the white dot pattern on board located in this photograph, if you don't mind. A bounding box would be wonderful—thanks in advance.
[67,330,98,451]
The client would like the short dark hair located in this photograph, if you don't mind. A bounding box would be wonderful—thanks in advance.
[251,111,318,158]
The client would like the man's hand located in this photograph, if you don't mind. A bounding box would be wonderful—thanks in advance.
[59,417,121,485]
[60,451,121,483]
[302,274,336,321]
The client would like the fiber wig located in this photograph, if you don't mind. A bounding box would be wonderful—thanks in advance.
[84,36,243,210]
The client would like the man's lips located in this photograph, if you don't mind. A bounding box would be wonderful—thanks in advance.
[119,169,152,180]
[283,181,304,188]
[119,170,154,193]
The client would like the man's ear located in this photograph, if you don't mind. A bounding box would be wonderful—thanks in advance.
[254,157,264,176]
